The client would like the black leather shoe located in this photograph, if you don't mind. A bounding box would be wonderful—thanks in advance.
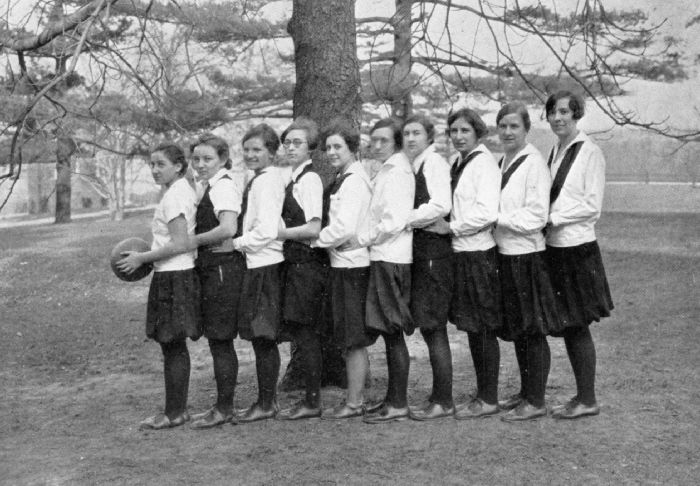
[365,400,386,414]
[363,405,409,424]
[552,401,600,420]
[322,402,365,420]
[501,401,547,422]
[498,393,524,411]
[550,396,579,415]
[190,407,235,429]
[410,402,455,421]
[277,402,322,421]
[237,403,277,423]
[454,398,499,420]
[139,411,190,430]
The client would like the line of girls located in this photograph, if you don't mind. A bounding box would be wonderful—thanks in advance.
[117,89,613,429]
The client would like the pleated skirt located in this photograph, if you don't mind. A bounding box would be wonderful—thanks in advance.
[237,263,282,341]
[365,261,413,335]
[279,260,330,341]
[448,247,502,334]
[497,251,561,342]
[408,255,454,333]
[146,269,202,343]
[196,251,245,340]
[545,241,614,335]
[329,266,376,350]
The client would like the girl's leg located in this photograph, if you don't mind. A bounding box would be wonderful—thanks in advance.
[160,339,190,419]
[420,327,453,408]
[208,338,238,414]
[525,334,551,408]
[252,338,280,411]
[563,326,597,406]
[294,325,322,408]
[384,331,410,409]
[345,346,369,406]
[467,330,500,405]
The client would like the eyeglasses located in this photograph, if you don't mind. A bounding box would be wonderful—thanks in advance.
[283,139,308,148]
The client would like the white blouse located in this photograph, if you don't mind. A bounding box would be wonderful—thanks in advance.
[449,144,501,252]
[546,131,606,248]
[357,152,415,264]
[290,159,323,222]
[408,144,452,228]
[495,143,551,256]
[151,177,197,272]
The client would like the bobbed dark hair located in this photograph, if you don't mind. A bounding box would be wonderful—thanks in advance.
[370,117,403,149]
[496,102,531,132]
[321,118,361,154]
[545,90,585,120]
[241,123,280,155]
[402,114,436,144]
[447,108,488,139]
[152,143,188,176]
[281,116,320,151]
[190,133,232,169]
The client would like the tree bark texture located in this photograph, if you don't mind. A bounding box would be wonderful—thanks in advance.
[55,137,76,223]
[391,0,413,121]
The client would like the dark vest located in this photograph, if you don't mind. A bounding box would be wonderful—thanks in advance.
[282,164,329,264]
[413,161,452,261]
[195,174,238,266]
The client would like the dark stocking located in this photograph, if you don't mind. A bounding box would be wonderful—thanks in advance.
[467,330,500,405]
[160,340,190,419]
[252,338,280,410]
[516,334,550,408]
[292,325,322,408]
[420,328,453,408]
[514,339,528,399]
[563,326,597,405]
[384,331,409,408]
[208,339,238,414]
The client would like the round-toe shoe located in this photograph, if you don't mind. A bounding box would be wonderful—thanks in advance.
[321,402,365,420]
[498,393,524,411]
[190,407,235,429]
[365,400,386,415]
[277,401,322,421]
[363,405,409,424]
[410,402,455,421]
[552,401,600,420]
[454,398,499,420]
[500,402,547,422]
[550,396,579,415]
[139,411,190,430]
[237,403,277,423]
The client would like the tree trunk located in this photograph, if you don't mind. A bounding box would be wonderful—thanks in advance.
[391,0,413,121]
[54,137,76,223]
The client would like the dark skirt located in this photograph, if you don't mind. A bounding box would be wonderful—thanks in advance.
[408,255,454,333]
[497,251,561,342]
[545,241,614,335]
[237,263,282,341]
[365,261,413,335]
[449,248,502,334]
[146,269,202,343]
[279,260,329,341]
[196,251,245,340]
[329,266,376,350]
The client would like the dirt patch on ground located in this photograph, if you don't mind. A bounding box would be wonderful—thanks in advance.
[1,212,698,485]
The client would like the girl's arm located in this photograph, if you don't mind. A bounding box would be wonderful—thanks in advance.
[117,214,190,273]
[193,211,238,249]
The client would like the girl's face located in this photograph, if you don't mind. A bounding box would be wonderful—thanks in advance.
[283,129,311,167]
[150,151,181,187]
[243,136,274,171]
[449,118,479,155]
[370,126,397,163]
[191,143,225,181]
[497,113,528,154]
[547,97,578,141]
[325,134,355,171]
[402,122,430,159]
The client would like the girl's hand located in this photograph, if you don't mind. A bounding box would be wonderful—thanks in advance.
[425,219,451,235]
[117,251,144,274]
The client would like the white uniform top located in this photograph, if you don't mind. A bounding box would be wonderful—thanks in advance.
[199,168,244,217]
[357,152,415,264]
[290,159,323,221]
[495,143,551,256]
[546,131,606,248]
[314,161,372,268]
[151,177,197,272]
[408,144,452,228]
[449,144,501,252]
[233,166,285,269]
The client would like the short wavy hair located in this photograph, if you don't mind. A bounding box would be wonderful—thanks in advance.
[545,90,585,120]
[241,123,280,155]
[447,108,488,139]
[496,102,531,132]
[321,118,361,154]
[281,116,320,151]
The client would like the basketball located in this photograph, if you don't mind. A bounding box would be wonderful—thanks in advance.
[110,237,153,282]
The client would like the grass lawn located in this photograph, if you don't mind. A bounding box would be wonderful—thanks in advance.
[0,211,698,485]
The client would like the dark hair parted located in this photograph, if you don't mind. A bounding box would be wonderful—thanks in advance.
[447,108,488,139]
[402,114,436,144]
[496,102,531,131]
[321,118,361,154]
[190,133,232,169]
[370,117,403,149]
[152,143,188,176]
[281,116,320,150]
[545,90,585,120]
[241,123,280,155]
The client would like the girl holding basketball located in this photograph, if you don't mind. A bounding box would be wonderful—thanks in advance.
[117,143,200,430]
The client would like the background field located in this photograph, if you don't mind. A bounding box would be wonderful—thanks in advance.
[1,208,698,485]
